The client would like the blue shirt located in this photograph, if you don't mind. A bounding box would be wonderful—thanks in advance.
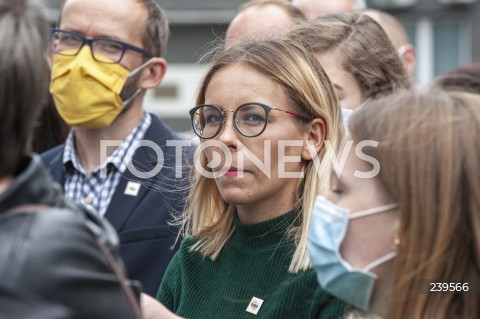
[63,113,152,216]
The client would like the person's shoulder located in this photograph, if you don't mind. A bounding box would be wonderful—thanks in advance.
[160,236,201,283]
[147,113,193,143]
[40,143,65,164]
[169,236,201,262]
[24,207,119,273]
[30,208,88,235]
[147,113,179,140]
[0,285,77,319]
[175,236,196,254]
[32,205,119,249]
[22,205,113,250]
[5,208,97,275]
[147,113,196,160]
[180,236,197,247]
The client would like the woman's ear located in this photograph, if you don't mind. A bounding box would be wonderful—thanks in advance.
[139,57,167,89]
[302,118,326,161]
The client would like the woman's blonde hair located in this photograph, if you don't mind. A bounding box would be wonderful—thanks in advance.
[349,89,480,319]
[289,13,411,100]
[180,37,343,272]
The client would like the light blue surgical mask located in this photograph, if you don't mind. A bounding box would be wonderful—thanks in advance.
[307,196,399,311]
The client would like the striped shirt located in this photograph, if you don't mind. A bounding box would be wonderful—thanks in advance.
[63,113,152,217]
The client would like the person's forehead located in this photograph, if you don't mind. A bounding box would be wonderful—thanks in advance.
[204,64,288,109]
[244,4,293,21]
[297,0,355,18]
[227,5,293,44]
[61,0,146,44]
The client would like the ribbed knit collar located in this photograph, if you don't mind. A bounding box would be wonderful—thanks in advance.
[231,209,300,250]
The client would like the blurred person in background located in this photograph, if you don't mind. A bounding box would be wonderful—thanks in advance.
[364,9,416,76]
[32,47,70,154]
[225,0,305,46]
[293,0,366,19]
[309,89,480,319]
[0,285,76,319]
[32,94,70,153]
[290,13,411,111]
[0,0,143,317]
[435,63,480,94]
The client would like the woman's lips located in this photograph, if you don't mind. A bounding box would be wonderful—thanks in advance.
[224,167,244,177]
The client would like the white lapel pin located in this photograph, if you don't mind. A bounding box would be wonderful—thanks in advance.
[124,181,141,197]
[246,297,264,315]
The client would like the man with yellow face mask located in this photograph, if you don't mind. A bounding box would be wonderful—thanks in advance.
[42,0,193,297]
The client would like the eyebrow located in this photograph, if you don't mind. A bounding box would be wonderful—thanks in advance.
[239,104,258,111]
[61,28,126,43]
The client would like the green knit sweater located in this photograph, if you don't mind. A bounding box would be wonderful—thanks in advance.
[157,210,349,319]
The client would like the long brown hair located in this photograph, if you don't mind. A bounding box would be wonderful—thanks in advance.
[290,13,411,100]
[350,89,480,319]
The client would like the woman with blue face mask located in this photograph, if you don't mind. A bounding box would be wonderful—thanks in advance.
[308,89,480,319]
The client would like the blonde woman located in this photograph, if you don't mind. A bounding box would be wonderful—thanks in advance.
[155,37,349,318]
[309,89,480,318]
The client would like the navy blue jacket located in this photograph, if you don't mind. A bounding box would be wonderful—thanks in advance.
[41,114,194,296]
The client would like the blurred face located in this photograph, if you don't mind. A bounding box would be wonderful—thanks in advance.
[326,139,398,272]
[316,50,363,110]
[202,64,309,223]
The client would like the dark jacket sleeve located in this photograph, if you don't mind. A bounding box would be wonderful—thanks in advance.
[7,209,139,319]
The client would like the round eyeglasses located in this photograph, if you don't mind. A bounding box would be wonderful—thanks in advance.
[189,102,309,139]
[51,29,154,64]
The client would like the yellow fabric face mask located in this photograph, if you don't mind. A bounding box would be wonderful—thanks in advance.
[50,47,149,129]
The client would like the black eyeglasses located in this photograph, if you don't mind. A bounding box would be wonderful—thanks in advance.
[50,29,154,64]
[189,102,309,139]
